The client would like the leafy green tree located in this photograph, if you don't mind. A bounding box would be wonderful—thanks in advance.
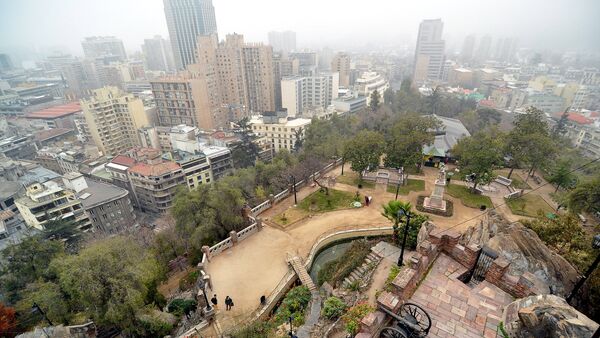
[453,128,505,192]
[427,86,442,115]
[303,116,350,159]
[460,108,502,134]
[0,237,64,304]
[343,130,385,181]
[231,117,260,168]
[384,114,441,171]
[369,90,380,111]
[16,281,72,325]
[548,160,577,192]
[505,107,556,179]
[52,237,162,331]
[42,218,81,250]
[381,200,412,228]
[567,175,600,214]
[553,109,570,137]
[383,88,395,107]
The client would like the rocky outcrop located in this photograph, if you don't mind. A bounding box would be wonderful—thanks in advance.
[503,294,599,338]
[416,221,436,246]
[460,211,578,295]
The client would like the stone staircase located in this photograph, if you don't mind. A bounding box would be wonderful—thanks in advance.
[342,251,382,289]
[287,254,317,292]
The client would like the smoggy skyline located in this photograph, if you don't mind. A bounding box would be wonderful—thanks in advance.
[1,0,599,61]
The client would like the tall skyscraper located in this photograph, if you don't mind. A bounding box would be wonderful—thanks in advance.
[460,35,476,62]
[81,86,150,156]
[142,35,176,72]
[81,36,127,61]
[475,35,492,62]
[331,53,351,87]
[268,31,296,52]
[412,19,445,86]
[163,0,218,70]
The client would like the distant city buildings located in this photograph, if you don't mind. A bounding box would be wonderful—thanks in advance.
[413,19,445,86]
[81,36,127,61]
[331,53,351,88]
[268,31,297,52]
[281,73,339,117]
[355,71,389,104]
[142,35,176,72]
[163,0,218,70]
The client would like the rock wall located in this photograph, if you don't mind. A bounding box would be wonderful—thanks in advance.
[503,294,599,338]
[460,211,578,295]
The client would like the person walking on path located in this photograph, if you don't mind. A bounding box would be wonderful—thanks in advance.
[211,294,218,309]
[225,296,234,311]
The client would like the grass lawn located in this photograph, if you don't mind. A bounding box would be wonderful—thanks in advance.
[298,188,359,212]
[336,171,375,189]
[506,194,554,218]
[446,184,493,209]
[272,207,308,227]
[386,179,425,195]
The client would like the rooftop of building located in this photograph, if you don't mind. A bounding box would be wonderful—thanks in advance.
[0,181,20,200]
[0,209,15,221]
[34,128,73,143]
[554,112,594,125]
[25,102,82,119]
[453,68,472,73]
[77,179,128,209]
[128,161,181,177]
[110,155,137,167]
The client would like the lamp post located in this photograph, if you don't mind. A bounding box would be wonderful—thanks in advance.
[32,302,53,326]
[197,278,213,316]
[566,234,600,304]
[397,209,412,267]
[341,159,345,175]
[289,175,297,205]
[288,316,298,338]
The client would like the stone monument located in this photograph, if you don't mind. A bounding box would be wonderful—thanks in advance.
[423,165,447,212]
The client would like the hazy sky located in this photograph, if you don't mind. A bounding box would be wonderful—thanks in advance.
[1,0,599,59]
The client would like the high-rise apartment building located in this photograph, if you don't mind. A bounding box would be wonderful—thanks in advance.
[196,34,275,115]
[475,35,492,62]
[81,86,150,156]
[331,53,351,87]
[150,70,223,130]
[142,35,176,72]
[413,19,445,86]
[268,31,296,52]
[273,53,300,109]
[81,36,127,61]
[460,35,476,62]
[163,0,218,70]
[281,73,339,117]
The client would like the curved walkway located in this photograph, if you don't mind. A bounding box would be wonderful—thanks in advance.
[204,166,488,332]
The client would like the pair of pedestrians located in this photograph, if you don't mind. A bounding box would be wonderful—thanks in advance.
[210,294,235,311]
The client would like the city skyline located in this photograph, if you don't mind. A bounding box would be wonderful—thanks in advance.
[1,0,600,64]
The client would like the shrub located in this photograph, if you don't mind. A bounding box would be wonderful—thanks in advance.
[230,321,274,338]
[271,285,312,327]
[321,297,347,319]
[384,265,401,291]
[178,269,199,291]
[167,299,197,317]
[342,303,374,335]
[395,213,427,250]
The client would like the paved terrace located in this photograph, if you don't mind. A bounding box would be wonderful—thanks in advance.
[204,166,487,332]
[409,254,513,338]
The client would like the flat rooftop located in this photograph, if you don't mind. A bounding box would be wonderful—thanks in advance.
[78,179,128,209]
[25,102,82,119]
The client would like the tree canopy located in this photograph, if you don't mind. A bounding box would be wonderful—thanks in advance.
[343,130,385,179]
[384,114,441,170]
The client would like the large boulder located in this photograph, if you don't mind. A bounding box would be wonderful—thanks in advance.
[503,294,599,338]
[460,211,578,295]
